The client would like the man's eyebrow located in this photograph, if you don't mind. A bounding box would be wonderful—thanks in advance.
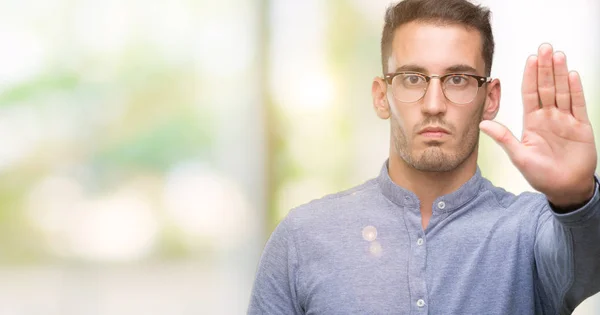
[393,64,428,74]
[445,64,478,74]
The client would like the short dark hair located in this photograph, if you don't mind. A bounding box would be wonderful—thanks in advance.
[380,0,494,76]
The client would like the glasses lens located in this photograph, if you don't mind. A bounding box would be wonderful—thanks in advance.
[442,75,479,104]
[391,73,427,102]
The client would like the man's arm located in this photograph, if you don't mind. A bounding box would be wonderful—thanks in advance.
[247,215,303,315]
[535,176,600,313]
[480,43,600,313]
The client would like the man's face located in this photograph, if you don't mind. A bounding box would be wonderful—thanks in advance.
[385,22,490,172]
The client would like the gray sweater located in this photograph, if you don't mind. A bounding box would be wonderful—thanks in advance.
[248,161,600,314]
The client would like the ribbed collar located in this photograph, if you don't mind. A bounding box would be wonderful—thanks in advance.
[377,159,485,213]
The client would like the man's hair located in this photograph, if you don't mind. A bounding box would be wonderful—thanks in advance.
[380,0,494,76]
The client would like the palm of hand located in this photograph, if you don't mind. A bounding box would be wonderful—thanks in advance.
[518,109,596,193]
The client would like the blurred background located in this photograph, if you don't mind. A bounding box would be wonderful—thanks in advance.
[0,0,597,314]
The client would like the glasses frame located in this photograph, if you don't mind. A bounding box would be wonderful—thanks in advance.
[383,71,492,104]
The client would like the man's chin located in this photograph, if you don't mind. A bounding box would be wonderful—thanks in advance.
[409,149,461,172]
[411,161,455,173]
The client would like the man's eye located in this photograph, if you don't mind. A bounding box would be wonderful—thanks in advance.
[448,76,467,85]
[404,75,424,84]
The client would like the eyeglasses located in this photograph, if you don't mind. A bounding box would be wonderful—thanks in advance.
[383,72,492,104]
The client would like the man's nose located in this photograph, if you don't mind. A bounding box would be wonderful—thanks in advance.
[421,78,447,116]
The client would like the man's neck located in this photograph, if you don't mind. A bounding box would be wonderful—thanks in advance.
[388,150,479,207]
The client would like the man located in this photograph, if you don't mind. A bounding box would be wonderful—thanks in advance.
[248,0,600,314]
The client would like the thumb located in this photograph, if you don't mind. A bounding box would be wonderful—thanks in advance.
[479,120,523,160]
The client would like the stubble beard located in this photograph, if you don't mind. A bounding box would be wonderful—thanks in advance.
[392,105,484,173]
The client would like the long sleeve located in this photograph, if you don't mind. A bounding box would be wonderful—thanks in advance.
[247,215,303,315]
[534,175,600,314]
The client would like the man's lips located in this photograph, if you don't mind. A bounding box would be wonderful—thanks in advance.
[418,126,450,138]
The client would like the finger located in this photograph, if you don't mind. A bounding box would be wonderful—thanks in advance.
[553,51,571,113]
[522,55,539,114]
[569,71,589,123]
[479,120,523,164]
[537,43,556,109]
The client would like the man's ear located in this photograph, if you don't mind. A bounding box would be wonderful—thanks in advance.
[482,78,501,120]
[372,77,391,120]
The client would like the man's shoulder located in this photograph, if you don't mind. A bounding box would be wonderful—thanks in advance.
[282,178,382,228]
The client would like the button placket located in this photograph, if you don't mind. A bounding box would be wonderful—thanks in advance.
[403,194,428,314]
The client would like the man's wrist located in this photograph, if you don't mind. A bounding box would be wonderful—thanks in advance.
[547,177,597,214]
